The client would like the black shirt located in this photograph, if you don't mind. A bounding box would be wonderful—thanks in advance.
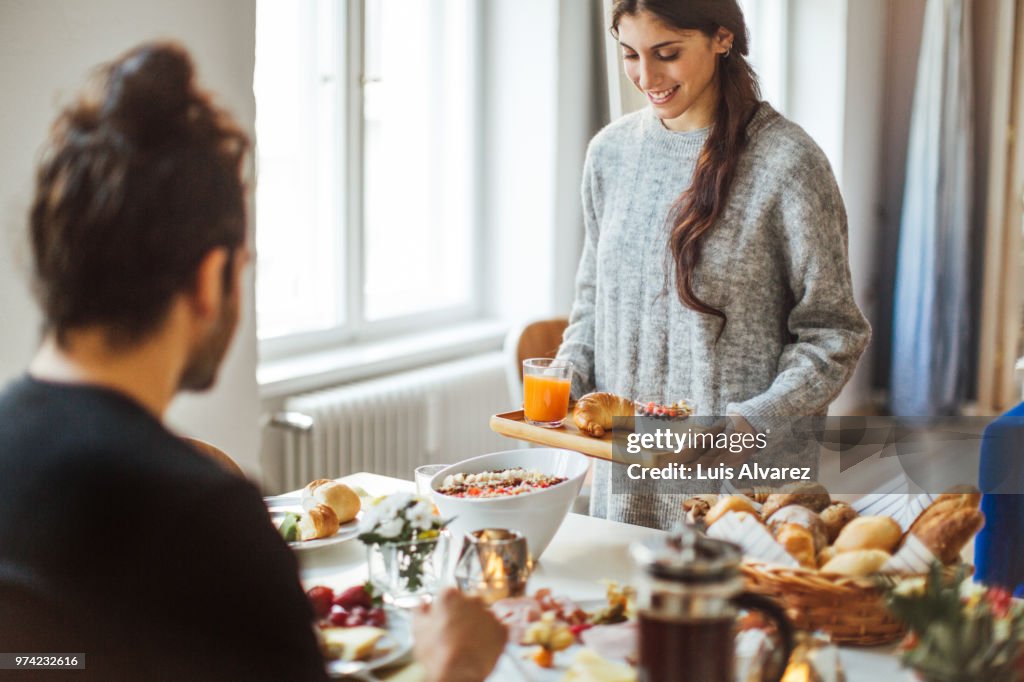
[0,376,328,681]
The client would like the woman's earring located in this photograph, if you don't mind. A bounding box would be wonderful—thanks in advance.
[722,47,732,59]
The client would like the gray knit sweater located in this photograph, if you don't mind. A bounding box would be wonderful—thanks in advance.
[557,104,871,529]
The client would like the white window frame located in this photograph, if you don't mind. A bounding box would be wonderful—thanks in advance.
[257,0,486,363]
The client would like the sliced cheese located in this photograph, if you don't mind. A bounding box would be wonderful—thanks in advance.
[562,649,636,682]
[320,626,387,661]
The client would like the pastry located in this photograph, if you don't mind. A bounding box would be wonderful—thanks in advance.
[910,507,985,564]
[907,488,982,538]
[775,523,817,569]
[819,502,858,543]
[820,549,891,578]
[298,503,341,541]
[572,392,636,437]
[760,482,831,518]
[304,480,361,523]
[832,516,902,554]
[817,546,837,567]
[704,495,759,527]
[682,494,718,524]
[767,505,827,552]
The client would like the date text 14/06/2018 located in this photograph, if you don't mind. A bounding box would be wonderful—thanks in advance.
[626,462,812,481]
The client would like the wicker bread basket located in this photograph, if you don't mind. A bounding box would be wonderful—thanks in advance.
[740,561,910,646]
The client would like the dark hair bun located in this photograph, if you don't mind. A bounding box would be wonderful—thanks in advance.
[101,43,195,145]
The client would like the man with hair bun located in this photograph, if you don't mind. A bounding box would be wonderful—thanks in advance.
[0,42,505,682]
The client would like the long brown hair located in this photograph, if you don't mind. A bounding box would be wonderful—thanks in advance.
[611,0,761,330]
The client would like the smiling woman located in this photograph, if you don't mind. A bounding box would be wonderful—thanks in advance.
[556,0,872,529]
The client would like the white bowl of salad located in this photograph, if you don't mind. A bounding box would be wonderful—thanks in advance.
[430,448,590,560]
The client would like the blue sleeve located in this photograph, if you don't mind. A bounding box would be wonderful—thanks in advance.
[975,402,1024,594]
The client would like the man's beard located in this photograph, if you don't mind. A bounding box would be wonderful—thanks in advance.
[179,287,239,392]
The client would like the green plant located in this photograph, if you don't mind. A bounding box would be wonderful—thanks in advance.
[885,564,1024,682]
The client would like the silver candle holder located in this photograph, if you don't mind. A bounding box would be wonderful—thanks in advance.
[454,528,532,604]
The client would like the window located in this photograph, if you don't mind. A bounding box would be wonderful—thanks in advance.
[738,0,789,114]
[254,0,481,357]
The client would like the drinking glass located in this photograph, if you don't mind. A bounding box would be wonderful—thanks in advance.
[522,358,573,428]
[414,464,449,496]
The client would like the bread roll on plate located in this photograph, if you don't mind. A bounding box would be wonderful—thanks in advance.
[820,549,891,578]
[298,503,341,541]
[304,479,361,523]
[833,516,902,554]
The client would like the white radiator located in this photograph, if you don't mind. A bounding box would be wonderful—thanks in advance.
[279,353,514,490]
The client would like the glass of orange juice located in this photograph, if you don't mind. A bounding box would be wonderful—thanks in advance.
[522,358,573,428]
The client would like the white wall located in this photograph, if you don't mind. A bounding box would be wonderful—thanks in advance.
[0,0,263,474]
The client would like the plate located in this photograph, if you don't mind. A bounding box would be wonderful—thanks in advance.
[325,608,413,678]
[501,598,635,681]
[269,510,363,550]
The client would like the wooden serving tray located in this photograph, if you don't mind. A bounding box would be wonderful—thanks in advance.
[489,408,614,460]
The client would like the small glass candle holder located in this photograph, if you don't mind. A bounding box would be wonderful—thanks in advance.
[454,529,532,605]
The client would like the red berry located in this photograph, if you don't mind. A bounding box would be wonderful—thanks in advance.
[570,623,593,639]
[333,585,372,610]
[368,607,387,627]
[307,586,334,619]
[328,605,349,626]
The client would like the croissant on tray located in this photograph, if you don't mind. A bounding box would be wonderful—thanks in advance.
[572,392,636,437]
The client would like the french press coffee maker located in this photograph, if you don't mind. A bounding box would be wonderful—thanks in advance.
[631,526,794,682]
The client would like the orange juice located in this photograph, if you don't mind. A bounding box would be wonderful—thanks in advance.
[524,374,571,424]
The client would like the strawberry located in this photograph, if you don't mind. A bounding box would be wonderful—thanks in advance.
[306,585,334,619]
[333,585,373,610]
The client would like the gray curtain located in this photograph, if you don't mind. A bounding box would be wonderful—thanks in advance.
[890,0,974,417]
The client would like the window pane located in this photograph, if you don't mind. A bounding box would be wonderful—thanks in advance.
[255,0,345,340]
[738,0,786,111]
[363,0,474,321]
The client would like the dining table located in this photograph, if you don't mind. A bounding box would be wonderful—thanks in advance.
[289,472,913,681]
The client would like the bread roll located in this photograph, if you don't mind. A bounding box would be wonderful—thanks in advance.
[820,502,858,543]
[911,507,985,564]
[761,482,831,518]
[817,546,837,567]
[682,494,718,524]
[704,495,759,527]
[833,516,902,554]
[305,480,361,523]
[907,488,982,538]
[820,549,891,578]
[767,505,827,552]
[776,523,817,569]
[298,504,340,541]
[572,392,636,437]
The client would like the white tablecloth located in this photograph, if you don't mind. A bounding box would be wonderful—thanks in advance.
[293,473,911,681]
